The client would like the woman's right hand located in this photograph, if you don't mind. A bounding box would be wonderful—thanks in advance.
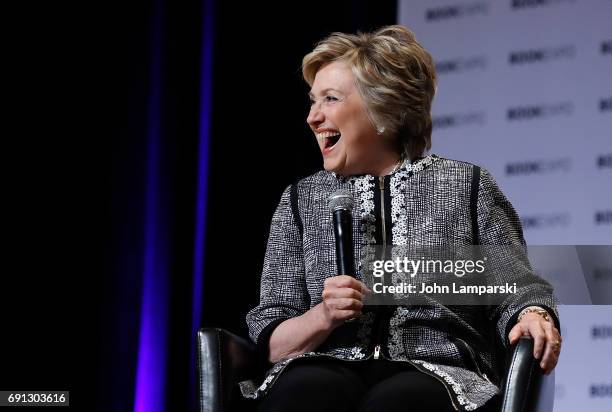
[320,275,370,329]
[268,275,371,362]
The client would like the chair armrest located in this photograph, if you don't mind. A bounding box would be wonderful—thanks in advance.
[197,328,261,412]
[500,336,544,412]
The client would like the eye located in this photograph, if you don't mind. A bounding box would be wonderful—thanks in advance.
[308,95,340,107]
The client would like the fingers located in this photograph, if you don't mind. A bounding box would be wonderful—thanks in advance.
[322,276,369,326]
[326,275,368,290]
[322,298,363,324]
[322,285,364,301]
[323,276,371,297]
[530,321,546,360]
[540,322,554,368]
[513,313,562,374]
[540,323,562,374]
[516,313,547,359]
[329,297,363,311]
[508,323,525,345]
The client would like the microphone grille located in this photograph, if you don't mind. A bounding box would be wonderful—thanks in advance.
[328,189,354,212]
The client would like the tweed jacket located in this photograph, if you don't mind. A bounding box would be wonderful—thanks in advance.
[241,155,558,411]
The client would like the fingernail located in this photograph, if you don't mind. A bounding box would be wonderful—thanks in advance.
[535,351,540,358]
[540,362,545,368]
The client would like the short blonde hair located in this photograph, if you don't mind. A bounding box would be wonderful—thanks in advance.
[302,25,437,160]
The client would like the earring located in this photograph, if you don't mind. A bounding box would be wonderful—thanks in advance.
[376,126,385,135]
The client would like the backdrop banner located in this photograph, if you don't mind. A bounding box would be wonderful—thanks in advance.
[399,1,612,410]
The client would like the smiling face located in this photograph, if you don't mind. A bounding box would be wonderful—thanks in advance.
[306,61,400,176]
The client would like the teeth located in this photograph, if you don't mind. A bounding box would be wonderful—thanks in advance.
[316,131,341,140]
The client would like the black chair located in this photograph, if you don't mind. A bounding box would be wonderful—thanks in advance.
[197,328,554,412]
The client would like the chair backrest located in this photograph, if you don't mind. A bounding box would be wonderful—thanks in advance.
[500,337,555,412]
[535,372,555,412]
[197,328,262,412]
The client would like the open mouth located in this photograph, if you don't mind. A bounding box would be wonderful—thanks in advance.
[316,130,341,151]
[324,133,341,149]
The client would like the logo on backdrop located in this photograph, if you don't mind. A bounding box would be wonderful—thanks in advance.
[435,56,488,74]
[590,384,612,397]
[425,2,488,21]
[594,210,612,225]
[506,102,573,121]
[505,158,571,176]
[602,40,612,55]
[593,268,612,281]
[432,112,486,129]
[597,154,612,168]
[508,45,575,65]
[521,213,570,229]
[592,325,612,339]
[600,97,612,112]
[511,0,576,10]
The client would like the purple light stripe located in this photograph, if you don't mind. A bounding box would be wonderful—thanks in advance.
[190,0,215,398]
[134,0,169,411]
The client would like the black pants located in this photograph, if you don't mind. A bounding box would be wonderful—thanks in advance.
[255,358,498,412]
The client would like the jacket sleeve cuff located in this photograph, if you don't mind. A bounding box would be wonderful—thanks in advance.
[255,318,289,361]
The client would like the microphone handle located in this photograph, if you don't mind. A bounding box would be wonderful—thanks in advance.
[333,209,355,276]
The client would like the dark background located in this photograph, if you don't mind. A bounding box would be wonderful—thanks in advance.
[3,0,397,411]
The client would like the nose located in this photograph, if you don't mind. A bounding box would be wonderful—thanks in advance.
[307,102,324,128]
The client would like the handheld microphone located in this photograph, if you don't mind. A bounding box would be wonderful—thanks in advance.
[328,189,355,276]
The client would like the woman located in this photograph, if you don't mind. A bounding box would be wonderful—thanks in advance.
[241,25,561,411]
